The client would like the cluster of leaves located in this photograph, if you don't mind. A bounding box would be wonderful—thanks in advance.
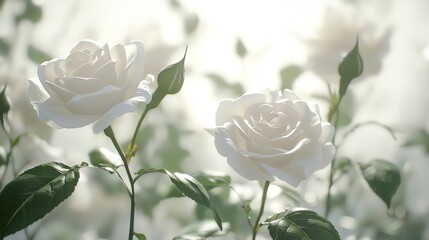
[0,0,52,65]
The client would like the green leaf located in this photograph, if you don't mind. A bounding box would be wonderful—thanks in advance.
[338,37,363,98]
[236,38,247,58]
[166,171,223,230]
[263,208,341,240]
[205,73,244,96]
[166,172,231,197]
[0,38,10,56]
[27,45,52,64]
[173,221,229,240]
[333,158,352,173]
[359,159,401,208]
[279,65,301,90]
[89,148,122,173]
[15,0,42,23]
[193,172,231,190]
[134,232,147,240]
[0,162,81,238]
[184,13,199,35]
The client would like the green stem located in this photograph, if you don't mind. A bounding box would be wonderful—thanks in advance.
[104,126,135,240]
[252,181,270,240]
[113,168,132,197]
[128,107,150,160]
[230,186,253,229]
[325,96,342,217]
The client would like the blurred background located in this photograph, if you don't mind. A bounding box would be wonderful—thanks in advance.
[1,0,429,239]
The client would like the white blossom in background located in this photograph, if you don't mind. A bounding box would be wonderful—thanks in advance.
[302,4,390,83]
[209,89,335,186]
[28,40,153,134]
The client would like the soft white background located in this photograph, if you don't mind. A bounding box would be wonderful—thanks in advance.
[1,0,429,239]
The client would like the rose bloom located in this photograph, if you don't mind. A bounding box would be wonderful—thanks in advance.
[210,89,335,186]
[28,40,153,133]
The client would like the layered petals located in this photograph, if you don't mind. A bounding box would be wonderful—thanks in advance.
[211,89,335,186]
[28,40,152,134]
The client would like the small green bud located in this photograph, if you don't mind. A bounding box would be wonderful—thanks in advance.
[338,38,364,97]
[0,86,10,126]
[156,46,187,95]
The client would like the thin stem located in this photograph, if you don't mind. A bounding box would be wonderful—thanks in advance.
[325,96,342,217]
[104,126,135,240]
[230,186,253,229]
[113,168,132,197]
[252,181,270,240]
[128,108,150,161]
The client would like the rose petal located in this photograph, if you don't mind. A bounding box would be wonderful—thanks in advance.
[37,100,99,128]
[92,44,112,74]
[28,78,50,108]
[322,143,336,167]
[281,89,301,101]
[93,61,119,84]
[294,100,313,123]
[70,40,102,54]
[71,61,94,78]
[291,143,323,175]
[319,122,335,142]
[241,138,311,167]
[66,85,126,115]
[45,81,75,102]
[110,44,127,74]
[260,163,304,187]
[54,77,106,94]
[214,125,274,181]
[92,80,152,133]
[232,116,270,145]
[216,93,267,125]
[66,51,92,71]
[119,41,145,94]
[37,60,65,100]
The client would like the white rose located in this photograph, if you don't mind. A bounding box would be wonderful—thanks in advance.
[28,40,152,133]
[210,89,335,186]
